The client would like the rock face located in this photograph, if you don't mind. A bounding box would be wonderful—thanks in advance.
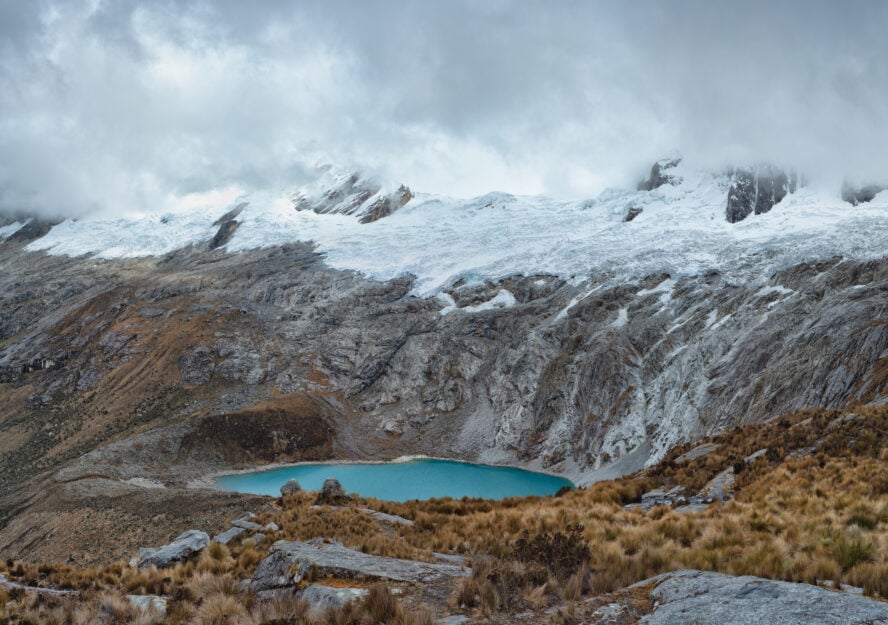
[638,158,682,191]
[293,172,413,223]
[358,185,414,224]
[209,220,239,250]
[638,570,888,625]
[842,182,886,206]
[5,218,59,243]
[725,165,800,223]
[137,529,209,569]
[315,478,348,505]
[624,206,643,222]
[251,539,469,591]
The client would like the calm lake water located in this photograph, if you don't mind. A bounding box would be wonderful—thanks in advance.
[215,459,574,502]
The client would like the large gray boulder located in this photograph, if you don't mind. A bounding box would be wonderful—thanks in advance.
[212,526,246,545]
[280,479,303,496]
[314,478,348,505]
[250,539,469,591]
[251,550,300,591]
[638,570,888,624]
[137,529,210,569]
[637,158,682,191]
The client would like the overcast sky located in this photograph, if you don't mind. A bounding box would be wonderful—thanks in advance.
[1,0,887,216]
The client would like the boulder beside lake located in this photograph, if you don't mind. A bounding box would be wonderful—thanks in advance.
[280,479,303,496]
[314,478,348,505]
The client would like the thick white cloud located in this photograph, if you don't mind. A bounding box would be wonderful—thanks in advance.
[1,0,886,216]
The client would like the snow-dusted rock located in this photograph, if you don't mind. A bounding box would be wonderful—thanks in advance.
[280,479,303,496]
[725,165,801,223]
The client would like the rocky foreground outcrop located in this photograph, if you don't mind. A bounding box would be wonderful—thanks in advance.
[137,529,210,569]
[634,570,888,625]
[251,539,469,591]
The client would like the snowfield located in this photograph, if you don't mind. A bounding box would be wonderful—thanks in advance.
[24,168,888,295]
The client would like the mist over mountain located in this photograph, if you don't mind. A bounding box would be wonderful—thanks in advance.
[1,0,887,218]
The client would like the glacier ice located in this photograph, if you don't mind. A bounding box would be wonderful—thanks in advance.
[24,169,888,294]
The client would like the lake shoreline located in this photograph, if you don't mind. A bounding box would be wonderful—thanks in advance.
[208,457,576,502]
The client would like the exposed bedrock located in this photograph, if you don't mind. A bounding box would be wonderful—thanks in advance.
[637,157,682,191]
[0,242,887,501]
[725,165,802,223]
[292,171,413,223]
[842,181,886,206]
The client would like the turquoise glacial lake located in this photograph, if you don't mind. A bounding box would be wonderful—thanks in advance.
[215,459,574,502]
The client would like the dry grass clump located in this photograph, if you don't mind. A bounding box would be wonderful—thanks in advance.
[0,589,165,625]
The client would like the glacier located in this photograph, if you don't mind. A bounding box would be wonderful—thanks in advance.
[24,167,888,295]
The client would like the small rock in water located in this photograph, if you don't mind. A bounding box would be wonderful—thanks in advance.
[314,478,349,505]
[280,479,303,496]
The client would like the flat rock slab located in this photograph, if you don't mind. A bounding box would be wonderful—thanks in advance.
[675,442,720,463]
[0,574,75,596]
[638,570,888,625]
[138,529,209,569]
[213,526,247,545]
[701,468,735,502]
[252,539,469,590]
[233,518,264,530]
[309,506,415,526]
[361,509,414,526]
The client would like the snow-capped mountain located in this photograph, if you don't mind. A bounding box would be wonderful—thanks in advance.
[0,161,886,491]
[6,161,887,300]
